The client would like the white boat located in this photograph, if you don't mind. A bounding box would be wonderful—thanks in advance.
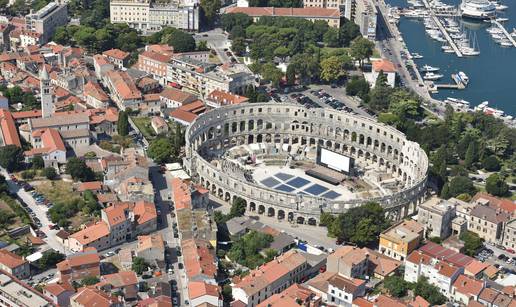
[454,71,470,85]
[496,17,509,22]
[491,33,505,39]
[462,48,481,55]
[421,65,440,72]
[424,72,444,80]
[499,39,512,46]
[460,0,496,20]
[490,1,508,10]
[511,29,516,37]
[446,97,470,106]
[412,53,424,59]
[487,26,503,34]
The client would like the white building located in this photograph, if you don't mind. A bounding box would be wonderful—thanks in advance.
[110,0,199,34]
[25,2,68,43]
[327,274,366,306]
[404,250,463,296]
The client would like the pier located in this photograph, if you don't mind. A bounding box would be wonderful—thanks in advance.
[491,20,516,47]
[427,74,466,91]
[421,0,463,57]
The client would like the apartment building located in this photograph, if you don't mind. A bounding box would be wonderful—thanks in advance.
[503,219,516,250]
[43,282,75,307]
[404,250,463,296]
[67,201,157,252]
[0,270,53,307]
[468,203,511,244]
[205,90,249,108]
[102,49,129,70]
[56,247,101,283]
[232,249,310,306]
[451,274,484,305]
[354,0,377,40]
[188,281,222,307]
[327,274,366,306]
[258,284,322,307]
[25,2,68,43]
[418,197,456,239]
[303,0,348,9]
[136,233,165,263]
[225,7,341,28]
[110,0,199,33]
[378,219,425,261]
[83,81,110,109]
[0,250,30,280]
[104,70,143,110]
[167,58,256,97]
[70,287,122,307]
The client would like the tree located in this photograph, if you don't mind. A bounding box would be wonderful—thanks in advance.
[117,110,129,136]
[260,63,283,88]
[482,155,501,171]
[0,209,14,229]
[460,231,483,256]
[485,173,509,196]
[66,158,95,182]
[222,284,233,303]
[346,76,370,99]
[286,64,296,86]
[81,276,100,286]
[147,137,173,164]
[319,212,335,227]
[384,276,409,297]
[350,37,374,67]
[200,0,221,26]
[339,20,361,47]
[53,26,71,45]
[162,28,196,52]
[320,56,346,83]
[464,141,477,168]
[368,85,393,112]
[447,176,476,198]
[0,145,25,172]
[231,37,246,56]
[323,28,340,47]
[132,257,150,275]
[32,156,45,169]
[42,167,57,180]
[229,197,246,218]
[38,250,65,269]
[413,277,447,305]
[330,202,390,246]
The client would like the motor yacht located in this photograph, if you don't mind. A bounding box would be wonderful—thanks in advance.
[424,72,444,80]
[460,0,496,20]
[421,65,440,72]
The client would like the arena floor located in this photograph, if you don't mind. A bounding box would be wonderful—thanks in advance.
[252,165,357,201]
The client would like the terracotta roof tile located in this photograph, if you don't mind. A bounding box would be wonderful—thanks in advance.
[103,49,129,60]
[188,281,219,299]
[226,6,341,18]
[453,274,484,297]
[0,249,27,269]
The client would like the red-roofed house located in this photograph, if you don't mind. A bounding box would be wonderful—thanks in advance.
[84,81,110,108]
[43,281,75,307]
[159,87,197,108]
[368,59,397,88]
[170,108,198,125]
[93,54,114,80]
[232,249,309,306]
[56,247,101,283]
[452,274,484,305]
[98,271,138,301]
[0,109,21,147]
[151,116,168,134]
[405,250,463,296]
[105,70,142,110]
[206,90,248,108]
[138,49,172,85]
[182,239,217,283]
[0,249,30,279]
[24,128,66,168]
[103,49,130,69]
[188,281,221,307]
[70,287,122,307]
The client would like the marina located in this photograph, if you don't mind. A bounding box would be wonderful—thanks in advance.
[384,0,516,118]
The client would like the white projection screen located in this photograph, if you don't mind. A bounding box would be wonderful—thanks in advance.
[319,148,351,173]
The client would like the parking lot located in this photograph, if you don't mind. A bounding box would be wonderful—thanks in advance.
[476,245,516,275]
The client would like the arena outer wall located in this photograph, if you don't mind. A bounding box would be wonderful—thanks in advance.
[184,103,429,225]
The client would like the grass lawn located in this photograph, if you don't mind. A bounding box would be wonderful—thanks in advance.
[0,199,26,230]
[209,54,222,64]
[131,116,156,140]
[35,180,80,205]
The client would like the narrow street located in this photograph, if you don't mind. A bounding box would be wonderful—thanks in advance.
[148,165,189,304]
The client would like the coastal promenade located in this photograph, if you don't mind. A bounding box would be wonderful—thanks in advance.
[375,0,447,118]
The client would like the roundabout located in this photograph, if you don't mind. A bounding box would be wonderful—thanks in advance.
[184,103,429,225]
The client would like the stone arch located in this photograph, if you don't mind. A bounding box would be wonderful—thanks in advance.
[308,218,317,225]
[258,204,265,214]
[296,216,305,224]
[249,202,256,212]
[267,207,275,217]
[277,210,285,220]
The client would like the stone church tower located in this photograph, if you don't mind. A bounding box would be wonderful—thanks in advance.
[40,66,53,118]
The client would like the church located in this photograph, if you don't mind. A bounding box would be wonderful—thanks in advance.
[21,66,92,169]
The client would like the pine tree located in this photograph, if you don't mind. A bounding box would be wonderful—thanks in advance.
[440,183,450,199]
[464,142,477,169]
[117,110,129,136]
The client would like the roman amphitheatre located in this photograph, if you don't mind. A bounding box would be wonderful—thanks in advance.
[184,103,428,225]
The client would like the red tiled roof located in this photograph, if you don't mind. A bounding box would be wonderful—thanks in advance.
[11,109,42,120]
[77,181,103,192]
[188,281,219,299]
[0,249,27,269]
[170,108,197,123]
[139,50,172,63]
[207,90,248,106]
[453,274,484,297]
[103,49,129,60]
[69,222,110,245]
[84,81,109,102]
[0,109,21,147]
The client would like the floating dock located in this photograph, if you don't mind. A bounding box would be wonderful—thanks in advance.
[421,0,463,57]
[491,20,516,47]
[432,73,467,90]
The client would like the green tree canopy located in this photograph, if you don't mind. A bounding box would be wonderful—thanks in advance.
[42,167,57,180]
[117,111,129,136]
[31,156,45,170]
[383,276,410,297]
[229,197,247,218]
[350,37,374,66]
[132,257,150,275]
[482,155,501,171]
[413,277,447,305]
[444,176,476,199]
[0,145,25,172]
[485,173,509,197]
[148,137,174,164]
[460,231,483,256]
[200,0,221,26]
[66,158,95,182]
[320,56,346,83]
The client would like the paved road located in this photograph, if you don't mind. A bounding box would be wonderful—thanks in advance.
[194,29,231,64]
[0,168,66,255]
